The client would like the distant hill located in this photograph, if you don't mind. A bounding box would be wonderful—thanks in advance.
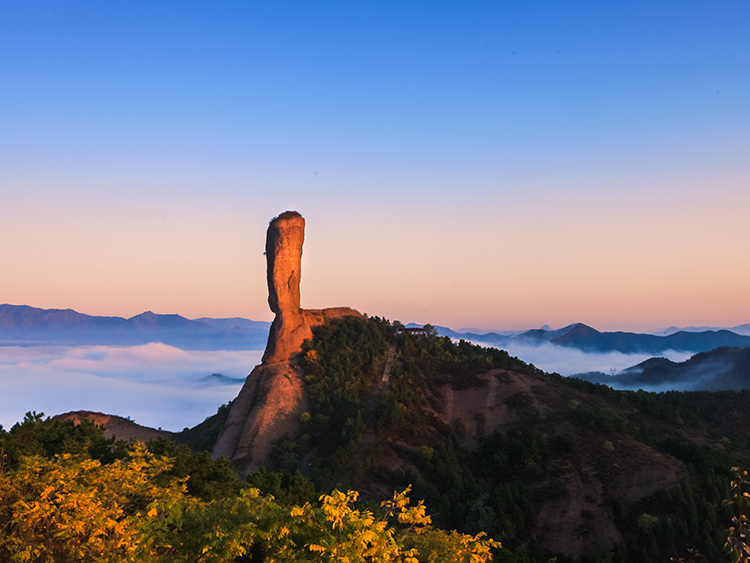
[577,346,750,391]
[54,410,174,442]
[0,304,270,350]
[654,323,750,337]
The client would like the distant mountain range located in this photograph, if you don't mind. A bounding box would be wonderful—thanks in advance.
[4,304,750,362]
[577,346,750,392]
[430,322,750,356]
[0,304,270,350]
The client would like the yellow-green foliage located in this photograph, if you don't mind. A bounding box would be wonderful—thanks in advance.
[0,442,179,562]
[724,467,750,563]
[0,442,499,563]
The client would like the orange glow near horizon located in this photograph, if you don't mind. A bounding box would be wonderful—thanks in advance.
[6,184,748,334]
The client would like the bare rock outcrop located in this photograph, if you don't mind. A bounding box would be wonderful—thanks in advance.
[212,211,361,474]
[55,410,174,443]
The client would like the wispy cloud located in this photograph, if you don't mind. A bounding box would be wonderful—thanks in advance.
[0,344,263,432]
[480,341,692,377]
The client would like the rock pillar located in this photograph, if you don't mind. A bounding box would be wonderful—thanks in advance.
[262,211,307,364]
[212,211,361,474]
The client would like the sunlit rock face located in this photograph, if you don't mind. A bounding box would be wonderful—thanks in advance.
[263,211,312,364]
[266,211,303,316]
[212,211,361,474]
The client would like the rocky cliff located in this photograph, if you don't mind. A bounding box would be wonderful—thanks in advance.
[212,211,361,474]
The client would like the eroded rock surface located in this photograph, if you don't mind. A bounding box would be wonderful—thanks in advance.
[213,211,360,474]
[263,211,305,363]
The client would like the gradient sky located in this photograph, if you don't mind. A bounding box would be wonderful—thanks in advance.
[2,1,749,332]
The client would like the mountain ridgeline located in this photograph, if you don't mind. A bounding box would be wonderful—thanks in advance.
[436,321,750,356]
[0,303,270,349]
[5,302,750,358]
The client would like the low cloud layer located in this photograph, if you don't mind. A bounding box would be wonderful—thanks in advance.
[486,341,693,377]
[0,343,263,432]
[0,340,699,433]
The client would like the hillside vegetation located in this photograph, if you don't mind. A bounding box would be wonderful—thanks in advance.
[253,315,750,562]
[0,414,498,562]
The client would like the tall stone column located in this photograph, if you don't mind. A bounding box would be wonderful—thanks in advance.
[266,211,304,316]
[262,211,308,364]
[212,210,361,474]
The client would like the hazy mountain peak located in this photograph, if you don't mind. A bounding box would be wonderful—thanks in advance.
[129,310,156,319]
[566,322,600,335]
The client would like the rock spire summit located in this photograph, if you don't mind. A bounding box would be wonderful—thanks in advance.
[266,211,304,316]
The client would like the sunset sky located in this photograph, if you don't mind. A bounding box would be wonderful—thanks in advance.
[2,1,749,333]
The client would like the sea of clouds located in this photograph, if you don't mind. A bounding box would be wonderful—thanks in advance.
[0,343,263,432]
[0,338,697,433]
[483,341,693,378]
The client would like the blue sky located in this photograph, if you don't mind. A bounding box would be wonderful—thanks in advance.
[2,1,749,331]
